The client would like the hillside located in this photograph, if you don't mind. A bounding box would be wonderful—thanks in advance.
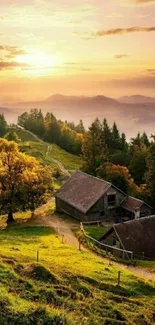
[2,94,155,138]
[0,216,155,325]
[9,127,82,173]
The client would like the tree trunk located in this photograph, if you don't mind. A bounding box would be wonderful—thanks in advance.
[7,211,14,223]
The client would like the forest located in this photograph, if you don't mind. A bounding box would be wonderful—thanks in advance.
[0,109,155,211]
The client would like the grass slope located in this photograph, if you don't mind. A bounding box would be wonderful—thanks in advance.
[10,127,82,171]
[0,220,155,325]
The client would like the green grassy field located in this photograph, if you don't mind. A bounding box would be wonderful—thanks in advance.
[9,127,82,171]
[0,218,155,325]
[84,225,107,240]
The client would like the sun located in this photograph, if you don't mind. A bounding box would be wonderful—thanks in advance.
[16,51,57,69]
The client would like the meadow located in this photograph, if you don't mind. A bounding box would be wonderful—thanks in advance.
[0,216,155,325]
[11,127,82,171]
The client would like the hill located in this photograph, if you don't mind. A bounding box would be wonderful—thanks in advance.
[119,95,155,104]
[2,94,155,138]
[9,127,82,173]
[0,216,154,324]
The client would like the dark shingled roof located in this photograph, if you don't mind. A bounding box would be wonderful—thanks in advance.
[121,196,146,212]
[55,170,111,214]
[101,216,155,259]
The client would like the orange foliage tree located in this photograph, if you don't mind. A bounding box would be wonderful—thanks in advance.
[0,139,53,222]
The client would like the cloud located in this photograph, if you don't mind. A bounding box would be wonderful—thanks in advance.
[118,0,155,6]
[104,75,155,88]
[114,54,130,59]
[93,26,155,38]
[0,45,27,59]
[0,61,29,70]
[135,0,155,3]
[147,69,155,74]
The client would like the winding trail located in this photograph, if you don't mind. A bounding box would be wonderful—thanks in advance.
[29,200,155,282]
[18,126,70,176]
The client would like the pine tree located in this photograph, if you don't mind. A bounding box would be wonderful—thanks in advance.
[82,118,107,175]
[0,114,7,137]
[111,122,121,149]
[145,143,155,208]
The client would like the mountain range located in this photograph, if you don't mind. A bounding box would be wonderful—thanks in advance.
[1,94,155,139]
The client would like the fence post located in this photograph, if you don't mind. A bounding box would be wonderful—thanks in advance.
[79,237,81,251]
[37,250,39,262]
[62,235,64,244]
[117,271,121,287]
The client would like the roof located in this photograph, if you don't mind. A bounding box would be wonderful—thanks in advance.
[121,196,151,212]
[55,170,111,214]
[100,216,155,259]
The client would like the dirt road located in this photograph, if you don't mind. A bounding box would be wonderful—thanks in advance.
[29,208,155,282]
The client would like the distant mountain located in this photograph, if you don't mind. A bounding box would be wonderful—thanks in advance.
[119,95,155,104]
[1,94,155,138]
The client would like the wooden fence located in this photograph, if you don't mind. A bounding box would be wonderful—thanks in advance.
[80,222,133,260]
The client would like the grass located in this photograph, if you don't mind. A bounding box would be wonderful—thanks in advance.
[9,127,40,143]
[84,225,107,240]
[49,144,81,170]
[8,126,82,171]
[0,218,155,324]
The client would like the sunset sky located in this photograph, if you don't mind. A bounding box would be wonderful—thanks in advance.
[0,0,155,102]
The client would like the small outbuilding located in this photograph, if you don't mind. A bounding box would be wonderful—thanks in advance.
[99,216,155,260]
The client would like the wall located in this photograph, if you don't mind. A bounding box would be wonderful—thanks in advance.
[88,185,126,221]
[140,204,152,218]
[56,197,85,221]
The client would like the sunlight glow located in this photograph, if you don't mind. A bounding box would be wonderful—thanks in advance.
[17,51,57,69]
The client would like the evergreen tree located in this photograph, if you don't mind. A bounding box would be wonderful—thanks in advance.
[5,131,20,143]
[141,132,150,147]
[129,145,148,186]
[111,122,121,149]
[0,114,7,137]
[102,118,112,151]
[82,118,107,175]
[145,143,155,208]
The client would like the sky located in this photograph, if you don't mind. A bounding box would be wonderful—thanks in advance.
[0,0,155,101]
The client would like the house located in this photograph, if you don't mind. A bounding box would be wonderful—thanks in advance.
[99,216,155,260]
[55,171,152,222]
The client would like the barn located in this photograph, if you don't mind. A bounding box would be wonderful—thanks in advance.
[55,171,151,222]
[99,216,155,260]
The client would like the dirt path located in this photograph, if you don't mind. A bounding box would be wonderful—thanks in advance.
[47,146,70,176]
[29,207,155,282]
[18,126,70,176]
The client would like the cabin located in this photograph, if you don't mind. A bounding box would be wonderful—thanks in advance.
[55,171,152,222]
[99,216,155,260]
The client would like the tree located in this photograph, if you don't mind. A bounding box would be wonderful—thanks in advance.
[145,143,155,209]
[82,118,107,175]
[111,122,121,150]
[102,118,112,153]
[0,114,7,137]
[0,139,53,222]
[4,131,20,143]
[129,145,148,186]
[97,163,130,193]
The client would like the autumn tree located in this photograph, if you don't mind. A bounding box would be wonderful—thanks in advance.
[97,163,139,194]
[0,139,53,222]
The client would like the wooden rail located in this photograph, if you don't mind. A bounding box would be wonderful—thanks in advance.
[80,222,133,260]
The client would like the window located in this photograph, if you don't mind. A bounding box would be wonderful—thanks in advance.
[108,194,116,204]
[100,211,105,217]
